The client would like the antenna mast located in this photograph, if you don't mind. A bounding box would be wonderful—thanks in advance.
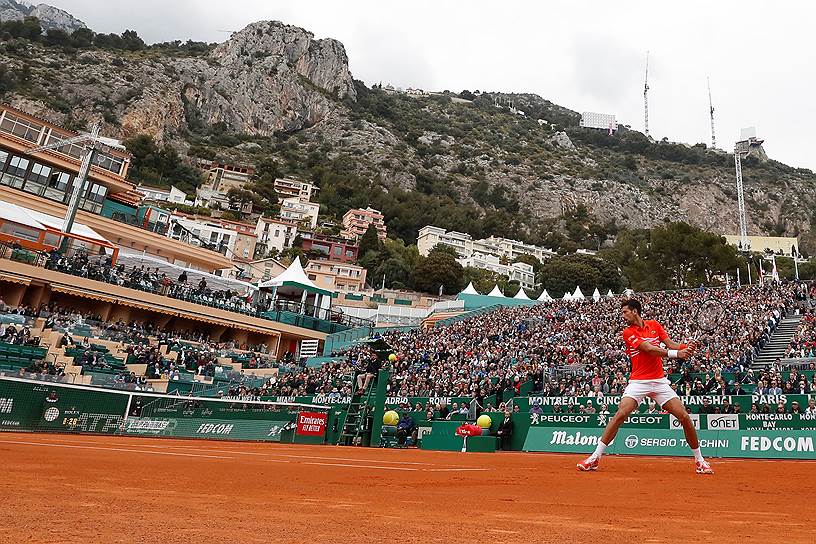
[734,144,749,251]
[643,51,650,138]
[708,77,716,149]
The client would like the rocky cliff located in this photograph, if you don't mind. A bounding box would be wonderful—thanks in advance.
[0,0,86,32]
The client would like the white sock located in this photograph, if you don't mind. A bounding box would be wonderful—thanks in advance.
[589,441,608,461]
[692,447,705,463]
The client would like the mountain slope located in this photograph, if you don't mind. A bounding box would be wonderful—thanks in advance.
[1,17,815,252]
[0,0,86,32]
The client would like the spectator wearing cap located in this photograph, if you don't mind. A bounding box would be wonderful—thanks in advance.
[584,400,597,414]
[790,401,802,414]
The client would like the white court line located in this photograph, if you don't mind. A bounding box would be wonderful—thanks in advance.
[424,468,489,472]
[39,438,272,458]
[268,453,455,466]
[0,439,236,460]
[302,461,419,471]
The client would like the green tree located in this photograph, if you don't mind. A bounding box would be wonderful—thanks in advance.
[120,29,145,51]
[70,28,95,48]
[412,250,464,295]
[463,266,506,294]
[538,254,622,297]
[358,224,381,256]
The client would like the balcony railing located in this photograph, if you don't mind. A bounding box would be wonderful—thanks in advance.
[0,243,374,336]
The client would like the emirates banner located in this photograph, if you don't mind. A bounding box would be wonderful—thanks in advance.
[296,411,328,436]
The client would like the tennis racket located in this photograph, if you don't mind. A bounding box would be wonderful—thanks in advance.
[694,298,726,334]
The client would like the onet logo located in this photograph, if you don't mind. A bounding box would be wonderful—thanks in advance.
[625,435,639,448]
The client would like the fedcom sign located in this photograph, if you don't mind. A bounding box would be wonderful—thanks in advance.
[741,435,814,453]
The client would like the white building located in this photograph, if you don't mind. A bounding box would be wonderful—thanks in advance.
[580,111,618,132]
[273,178,319,201]
[457,253,536,289]
[194,187,230,210]
[168,214,237,257]
[417,226,555,263]
[279,196,320,229]
[255,216,298,254]
[137,185,190,205]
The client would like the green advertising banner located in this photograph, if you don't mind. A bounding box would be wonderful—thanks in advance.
[523,427,816,459]
[122,417,293,441]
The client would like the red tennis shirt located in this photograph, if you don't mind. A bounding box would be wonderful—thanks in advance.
[622,319,669,380]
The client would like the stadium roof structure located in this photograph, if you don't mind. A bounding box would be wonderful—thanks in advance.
[537,289,552,302]
[117,250,258,293]
[460,282,479,295]
[572,286,585,300]
[258,257,332,297]
[0,199,107,243]
[513,288,530,300]
[487,285,505,297]
[592,288,601,302]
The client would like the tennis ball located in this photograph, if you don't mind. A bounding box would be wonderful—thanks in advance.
[476,414,492,429]
[383,410,399,425]
[388,353,397,362]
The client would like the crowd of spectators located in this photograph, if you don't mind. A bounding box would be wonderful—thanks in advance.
[312,283,801,408]
[45,250,256,314]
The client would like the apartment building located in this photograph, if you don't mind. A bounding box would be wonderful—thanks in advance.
[255,216,298,256]
[341,206,386,241]
[273,177,319,201]
[279,196,319,229]
[305,260,367,293]
[298,231,359,263]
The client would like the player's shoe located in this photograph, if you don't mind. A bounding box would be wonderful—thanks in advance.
[576,457,599,471]
[695,460,714,475]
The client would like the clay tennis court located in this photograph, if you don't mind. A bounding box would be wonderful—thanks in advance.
[1,433,813,544]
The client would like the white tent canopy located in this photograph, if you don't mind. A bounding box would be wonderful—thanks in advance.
[258,257,332,296]
[592,288,601,302]
[563,292,573,301]
[606,289,615,298]
[572,285,585,300]
[460,282,479,295]
[537,289,552,302]
[513,288,530,300]
[487,285,505,297]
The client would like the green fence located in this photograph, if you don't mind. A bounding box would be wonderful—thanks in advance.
[0,376,329,443]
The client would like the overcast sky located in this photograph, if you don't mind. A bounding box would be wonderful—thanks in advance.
[45,0,816,171]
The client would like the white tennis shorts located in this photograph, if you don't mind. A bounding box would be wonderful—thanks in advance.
[622,377,679,407]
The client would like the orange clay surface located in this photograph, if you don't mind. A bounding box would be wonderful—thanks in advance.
[1,433,814,544]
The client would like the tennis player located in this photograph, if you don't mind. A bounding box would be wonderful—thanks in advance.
[577,298,714,474]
